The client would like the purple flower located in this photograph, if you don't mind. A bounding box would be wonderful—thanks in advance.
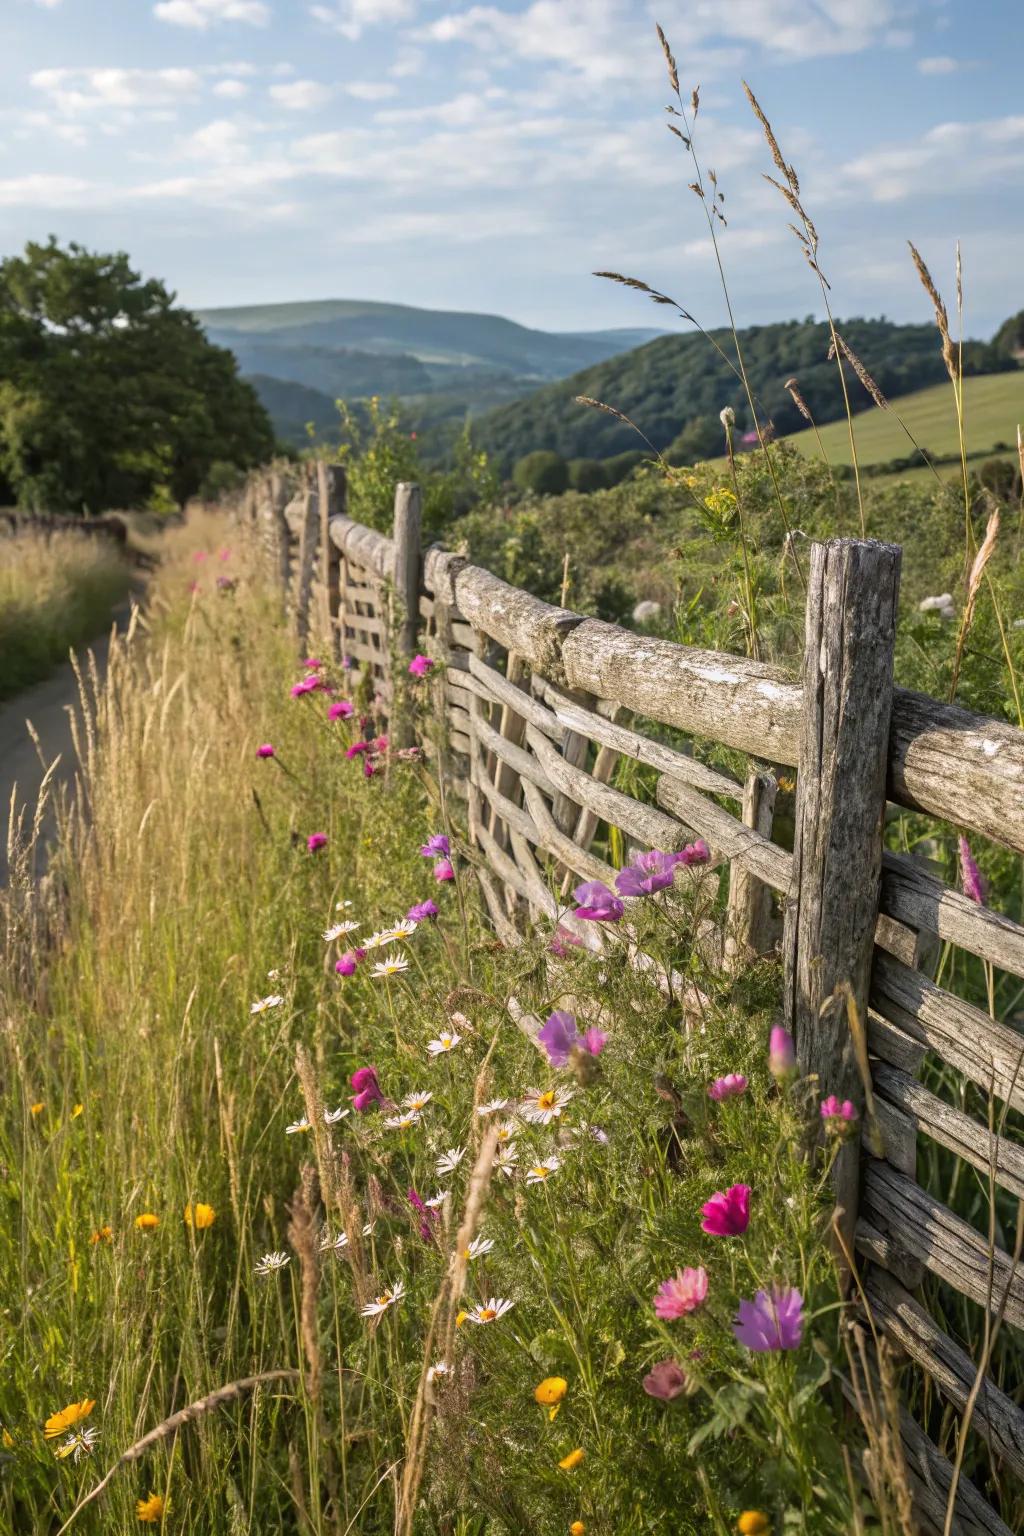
[335,949,365,976]
[615,849,679,897]
[958,836,986,906]
[307,833,328,853]
[733,1286,804,1352]
[433,858,454,882]
[420,835,450,858]
[408,1187,439,1242]
[408,654,434,677]
[768,1025,796,1082]
[549,926,583,957]
[328,700,354,721]
[291,676,321,697]
[642,1359,691,1400]
[256,744,275,759]
[303,657,323,669]
[581,1027,607,1057]
[350,1065,385,1111]
[675,839,711,867]
[572,880,624,923]
[537,1011,578,1068]
[408,899,440,923]
[700,1184,750,1236]
[708,1073,748,1101]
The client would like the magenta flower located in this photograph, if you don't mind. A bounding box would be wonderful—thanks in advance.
[768,1025,796,1081]
[307,832,328,853]
[193,550,208,563]
[615,849,678,897]
[958,836,986,905]
[581,1027,607,1057]
[335,948,366,976]
[350,1065,385,1111]
[642,1358,691,1400]
[256,744,275,759]
[408,899,440,922]
[408,1187,439,1242]
[328,700,354,721]
[291,676,321,697]
[421,834,450,858]
[676,839,711,867]
[346,741,369,759]
[820,1095,858,1136]
[653,1265,709,1320]
[549,926,583,957]
[700,1184,750,1237]
[537,1011,579,1068]
[733,1286,804,1352]
[708,1073,748,1102]
[572,880,624,922]
[304,657,323,669]
[433,858,455,882]
[408,654,434,677]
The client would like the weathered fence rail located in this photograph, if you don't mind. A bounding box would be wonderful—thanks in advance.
[241,461,1024,1535]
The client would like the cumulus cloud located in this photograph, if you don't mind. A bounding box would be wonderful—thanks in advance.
[835,115,1024,203]
[213,79,250,99]
[30,66,202,114]
[345,82,400,101]
[269,80,332,110]
[153,0,270,28]
[309,0,416,41]
[917,56,959,75]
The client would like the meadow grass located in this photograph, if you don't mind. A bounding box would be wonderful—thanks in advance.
[0,527,132,700]
[1,515,881,1535]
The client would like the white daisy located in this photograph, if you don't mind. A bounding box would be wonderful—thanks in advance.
[363,929,394,951]
[54,1427,99,1463]
[255,1251,290,1276]
[526,1156,561,1185]
[494,1143,519,1178]
[372,955,410,978]
[323,921,360,941]
[250,994,283,1015]
[476,1098,510,1116]
[384,1111,422,1131]
[360,1279,406,1317]
[402,1090,433,1112]
[362,1220,376,1237]
[385,918,418,940]
[465,1297,514,1325]
[319,1231,349,1254]
[286,1117,311,1135]
[462,1235,495,1261]
[335,900,354,911]
[427,1031,461,1056]
[424,1190,449,1210]
[266,968,283,981]
[520,1087,575,1125]
[323,1106,350,1125]
[426,1361,449,1383]
[494,1118,517,1144]
[435,1147,466,1178]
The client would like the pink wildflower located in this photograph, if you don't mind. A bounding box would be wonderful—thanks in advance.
[256,744,275,759]
[328,700,354,721]
[820,1095,858,1136]
[549,926,583,957]
[350,1065,385,1111]
[708,1073,748,1101]
[653,1266,709,1320]
[768,1025,796,1082]
[615,849,677,897]
[676,839,711,866]
[307,833,328,853]
[408,899,440,922]
[420,835,450,858]
[733,1286,804,1352]
[433,858,455,882]
[642,1359,691,1400]
[700,1184,750,1237]
[958,836,986,905]
[581,1027,607,1057]
[408,654,434,677]
[572,880,624,922]
[335,949,366,976]
[291,676,320,698]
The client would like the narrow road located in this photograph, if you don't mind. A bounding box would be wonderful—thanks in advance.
[0,605,133,885]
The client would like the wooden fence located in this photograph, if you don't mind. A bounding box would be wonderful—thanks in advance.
[242,462,1024,1535]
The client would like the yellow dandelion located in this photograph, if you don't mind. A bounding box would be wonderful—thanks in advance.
[737,1516,770,1536]
[570,1524,586,1536]
[89,1226,113,1245]
[184,1202,216,1230]
[534,1376,568,1407]
[455,1309,469,1328]
[71,1104,83,1118]
[136,1491,168,1523]
[30,1103,44,1117]
[135,1213,160,1231]
[44,1400,95,1440]
[558,1448,585,1472]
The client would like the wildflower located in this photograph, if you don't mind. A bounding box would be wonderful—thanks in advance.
[291,676,321,697]
[549,926,583,957]
[424,1190,449,1209]
[558,1448,585,1471]
[403,1091,433,1111]
[320,1232,349,1253]
[335,949,366,976]
[384,1111,422,1130]
[526,1156,561,1185]
[537,1011,578,1067]
[676,838,711,866]
[701,1184,751,1236]
[653,1266,709,1319]
[733,1286,804,1352]
[427,1030,461,1055]
[372,955,410,979]
[54,1426,99,1462]
[572,879,623,922]
[768,1025,796,1081]
[580,1027,607,1057]
[71,1104,83,1118]
[494,1143,519,1178]
[455,1309,469,1327]
[408,898,439,922]
[361,1280,406,1317]
[350,1065,385,1111]
[307,832,328,853]
[363,929,393,950]
[254,1251,290,1277]
[737,1516,771,1536]
[708,1073,748,1101]
[184,1203,215,1229]
[615,848,679,897]
[324,921,360,941]
[89,1225,113,1244]
[255,744,275,759]
[30,1102,44,1116]
[324,1106,350,1124]
[476,1098,510,1116]
[44,1400,95,1439]
[408,653,434,676]
[495,1118,517,1142]
[303,657,323,669]
[420,834,450,857]
[426,1361,449,1383]
[433,858,455,882]
[250,994,284,1015]
[820,1095,858,1135]
[286,1117,311,1136]
[267,967,283,980]
[571,1525,586,1536]
[642,1359,693,1400]
[958,836,986,905]
[534,1377,568,1407]
[328,700,354,720]
[135,1213,160,1232]
[136,1492,168,1523]
[465,1297,515,1324]
[385,918,419,941]
[520,1086,575,1124]
[436,1147,466,1177]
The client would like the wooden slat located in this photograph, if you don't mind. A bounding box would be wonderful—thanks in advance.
[657,775,791,893]
[520,779,618,888]
[328,516,394,579]
[881,852,1024,980]
[465,654,564,742]
[474,714,553,796]
[872,1060,1024,1200]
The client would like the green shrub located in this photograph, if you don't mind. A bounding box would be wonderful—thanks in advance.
[512,449,569,496]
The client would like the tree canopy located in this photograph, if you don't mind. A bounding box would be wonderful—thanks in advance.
[0,238,274,512]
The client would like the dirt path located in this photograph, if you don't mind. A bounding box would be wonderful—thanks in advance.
[0,604,133,885]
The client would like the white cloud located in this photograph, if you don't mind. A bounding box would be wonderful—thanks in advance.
[31,66,202,114]
[0,174,95,207]
[269,80,332,111]
[309,0,416,41]
[834,115,1024,204]
[153,0,270,28]
[181,119,253,164]
[32,0,63,8]
[917,55,958,75]
[213,79,250,99]
[345,82,399,101]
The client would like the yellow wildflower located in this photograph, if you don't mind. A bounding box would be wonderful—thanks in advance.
[534,1376,567,1407]
[737,1516,770,1535]
[44,1400,95,1440]
[89,1226,113,1245]
[455,1310,468,1328]
[135,1213,160,1231]
[71,1104,83,1118]
[2,1427,14,1448]
[570,1524,586,1536]
[558,1448,585,1472]
[184,1202,216,1230]
[136,1491,168,1523]
[30,1103,44,1117]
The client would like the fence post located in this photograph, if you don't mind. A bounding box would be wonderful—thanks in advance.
[724,767,779,972]
[782,537,901,1260]
[317,462,346,657]
[391,482,423,746]
[294,470,319,648]
[268,471,291,596]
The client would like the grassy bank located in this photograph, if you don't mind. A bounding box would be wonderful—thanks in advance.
[1,517,880,1535]
[0,526,132,700]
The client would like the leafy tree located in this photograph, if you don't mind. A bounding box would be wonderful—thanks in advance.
[567,457,609,492]
[512,450,569,496]
[0,238,274,512]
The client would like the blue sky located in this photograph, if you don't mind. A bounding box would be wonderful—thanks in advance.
[1,0,1021,336]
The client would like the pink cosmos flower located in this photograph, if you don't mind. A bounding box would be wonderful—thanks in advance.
[676,839,711,867]
[708,1073,748,1101]
[346,742,369,759]
[350,1065,385,1111]
[733,1285,804,1352]
[433,858,455,882]
[549,926,583,957]
[420,835,450,858]
[328,700,354,721]
[307,833,328,853]
[653,1265,709,1320]
[408,654,434,677]
[768,1025,796,1081]
[537,1011,578,1067]
[572,880,624,922]
[615,849,678,897]
[581,1027,607,1057]
[291,676,321,697]
[820,1095,858,1135]
[642,1359,691,1400]
[700,1184,750,1237]
[256,744,275,759]
[335,949,366,976]
[304,657,323,669]
[408,899,439,922]
[958,836,986,905]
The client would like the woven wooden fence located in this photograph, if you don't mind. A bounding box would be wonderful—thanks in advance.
[242,461,1024,1535]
